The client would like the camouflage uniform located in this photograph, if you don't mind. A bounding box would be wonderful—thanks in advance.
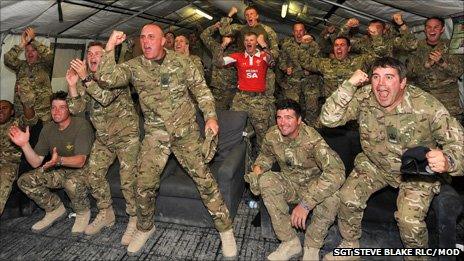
[219,17,278,123]
[0,118,22,214]
[97,49,232,232]
[279,37,323,125]
[338,25,418,57]
[255,123,345,248]
[407,39,464,119]
[67,77,140,217]
[4,40,53,122]
[200,24,238,110]
[321,80,464,253]
[17,117,94,214]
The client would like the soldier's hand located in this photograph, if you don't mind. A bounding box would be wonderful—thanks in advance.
[43,147,59,171]
[228,6,238,17]
[66,68,80,96]
[426,149,450,173]
[286,67,293,75]
[346,18,359,28]
[213,21,221,29]
[70,59,88,80]
[291,204,310,230]
[9,125,30,147]
[348,69,369,86]
[392,12,404,26]
[257,34,267,49]
[205,118,219,136]
[106,30,126,51]
[301,34,313,44]
[429,50,443,63]
[25,27,35,42]
[221,36,233,49]
[20,30,28,48]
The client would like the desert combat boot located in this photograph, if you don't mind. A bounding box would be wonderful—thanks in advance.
[127,225,156,255]
[121,216,137,246]
[31,203,66,233]
[84,206,115,235]
[219,229,237,258]
[267,236,302,260]
[72,208,91,234]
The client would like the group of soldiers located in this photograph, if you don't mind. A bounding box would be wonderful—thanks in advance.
[1,4,464,261]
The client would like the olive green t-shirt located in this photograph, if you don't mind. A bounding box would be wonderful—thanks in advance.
[34,116,94,157]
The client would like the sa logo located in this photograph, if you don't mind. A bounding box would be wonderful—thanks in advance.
[246,72,258,78]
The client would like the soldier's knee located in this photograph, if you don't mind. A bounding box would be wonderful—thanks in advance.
[339,185,363,210]
[394,210,425,229]
[63,179,78,194]
[17,172,34,191]
[258,172,281,194]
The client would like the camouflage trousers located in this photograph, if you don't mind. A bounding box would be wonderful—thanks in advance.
[231,92,273,150]
[18,167,89,213]
[429,86,463,119]
[338,153,439,256]
[259,171,339,248]
[0,163,18,214]
[210,86,236,111]
[136,124,232,232]
[86,131,140,216]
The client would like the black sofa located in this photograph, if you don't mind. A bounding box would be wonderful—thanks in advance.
[259,128,463,257]
[108,110,248,227]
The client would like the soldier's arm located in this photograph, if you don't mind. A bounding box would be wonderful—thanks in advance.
[437,53,464,77]
[263,25,280,59]
[85,80,124,107]
[278,42,291,71]
[297,44,325,73]
[392,25,418,51]
[218,17,243,37]
[253,132,276,173]
[301,129,346,209]
[430,104,464,176]
[320,79,365,128]
[96,50,132,89]
[31,40,54,70]
[200,23,221,55]
[3,44,24,71]
[185,61,217,121]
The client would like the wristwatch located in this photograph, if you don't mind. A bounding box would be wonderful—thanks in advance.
[82,74,93,84]
[56,156,63,167]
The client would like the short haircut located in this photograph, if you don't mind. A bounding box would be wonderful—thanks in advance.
[165,31,175,38]
[176,35,189,44]
[87,41,104,49]
[244,5,258,14]
[0,99,13,110]
[293,22,305,30]
[276,99,302,118]
[50,91,68,104]
[244,31,258,38]
[369,57,407,80]
[425,16,445,27]
[368,19,386,28]
[334,36,351,47]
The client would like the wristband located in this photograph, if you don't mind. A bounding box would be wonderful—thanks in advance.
[82,75,93,84]
[299,201,312,212]
[56,156,62,167]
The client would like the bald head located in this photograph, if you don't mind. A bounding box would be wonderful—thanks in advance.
[140,24,166,60]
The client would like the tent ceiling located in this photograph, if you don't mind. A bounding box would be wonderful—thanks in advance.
[1,0,462,40]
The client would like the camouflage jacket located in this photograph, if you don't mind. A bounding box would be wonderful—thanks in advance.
[219,17,280,60]
[321,80,464,185]
[97,49,216,137]
[67,76,139,141]
[298,45,374,97]
[255,123,345,209]
[200,24,237,90]
[407,39,464,91]
[0,118,21,165]
[338,25,418,57]
[4,40,53,122]
[279,37,320,81]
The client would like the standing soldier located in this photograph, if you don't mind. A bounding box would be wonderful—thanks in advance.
[279,23,323,126]
[66,42,140,245]
[10,91,94,235]
[174,35,204,74]
[248,99,345,260]
[97,24,237,257]
[321,57,464,260]
[4,27,53,122]
[200,22,238,111]
[407,17,464,122]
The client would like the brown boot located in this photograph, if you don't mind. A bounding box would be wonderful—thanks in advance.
[303,246,320,261]
[127,226,156,256]
[72,208,91,234]
[267,237,302,261]
[219,229,237,258]
[121,216,137,246]
[84,206,115,235]
[323,240,360,261]
[31,203,66,233]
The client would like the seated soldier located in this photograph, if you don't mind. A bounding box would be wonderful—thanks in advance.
[247,99,345,260]
[9,91,94,234]
[321,57,464,260]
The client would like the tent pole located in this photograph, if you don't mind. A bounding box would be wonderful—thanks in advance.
[314,0,389,23]
[95,0,169,38]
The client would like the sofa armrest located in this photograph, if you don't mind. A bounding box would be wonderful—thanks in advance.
[215,141,246,183]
